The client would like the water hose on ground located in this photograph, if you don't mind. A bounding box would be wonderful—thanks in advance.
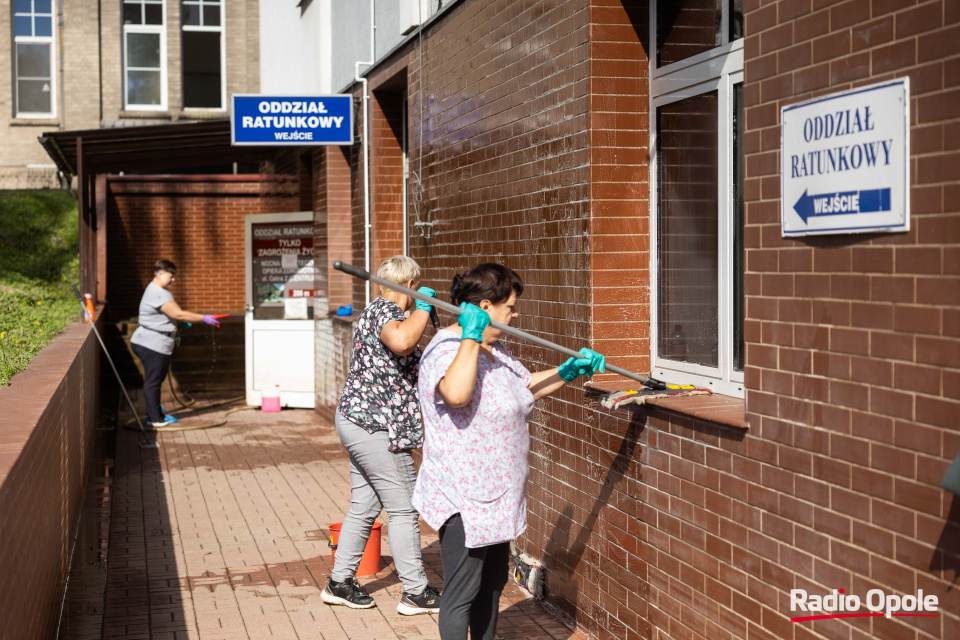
[119,318,257,432]
[122,392,254,431]
[167,368,198,407]
[130,404,258,432]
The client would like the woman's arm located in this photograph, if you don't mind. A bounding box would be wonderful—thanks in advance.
[380,310,431,356]
[436,302,490,407]
[527,349,606,400]
[437,340,481,407]
[159,300,204,324]
[527,368,567,400]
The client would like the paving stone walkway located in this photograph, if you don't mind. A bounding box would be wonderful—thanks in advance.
[78,391,589,640]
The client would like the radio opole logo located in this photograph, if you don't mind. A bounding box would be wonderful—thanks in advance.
[790,588,939,623]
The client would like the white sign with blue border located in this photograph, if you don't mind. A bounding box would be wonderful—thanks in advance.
[231,94,353,146]
[781,78,909,236]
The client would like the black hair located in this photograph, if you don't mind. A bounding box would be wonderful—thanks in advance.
[154,259,177,275]
[450,263,523,306]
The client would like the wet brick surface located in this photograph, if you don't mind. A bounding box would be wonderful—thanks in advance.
[64,390,590,640]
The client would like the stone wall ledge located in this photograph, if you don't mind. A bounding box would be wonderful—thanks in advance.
[0,317,94,487]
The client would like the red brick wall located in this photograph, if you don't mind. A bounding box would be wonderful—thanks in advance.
[736,1,960,639]
[589,0,651,383]
[328,148,355,308]
[314,147,354,310]
[347,104,368,305]
[358,1,614,636]
[0,320,101,639]
[402,0,593,349]
[372,90,406,267]
[315,1,960,639]
[105,176,260,319]
[260,151,301,214]
[339,2,644,638]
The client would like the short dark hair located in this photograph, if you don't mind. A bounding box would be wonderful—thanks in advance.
[450,263,523,306]
[154,259,177,275]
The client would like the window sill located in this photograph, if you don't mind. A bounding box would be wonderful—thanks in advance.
[119,110,173,119]
[10,118,60,127]
[585,379,748,430]
[180,109,228,120]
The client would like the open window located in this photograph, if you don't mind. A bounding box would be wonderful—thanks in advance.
[650,0,744,397]
[181,0,224,109]
[13,0,56,118]
[122,0,167,110]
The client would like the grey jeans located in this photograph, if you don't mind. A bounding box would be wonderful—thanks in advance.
[330,412,428,595]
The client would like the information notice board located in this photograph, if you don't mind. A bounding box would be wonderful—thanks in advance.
[251,222,316,319]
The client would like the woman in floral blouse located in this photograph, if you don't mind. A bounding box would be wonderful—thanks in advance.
[322,255,441,615]
[413,263,605,640]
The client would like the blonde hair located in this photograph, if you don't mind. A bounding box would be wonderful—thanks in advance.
[377,255,421,296]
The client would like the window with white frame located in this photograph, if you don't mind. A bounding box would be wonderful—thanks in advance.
[650,0,744,397]
[181,0,224,109]
[122,0,166,110]
[13,0,56,117]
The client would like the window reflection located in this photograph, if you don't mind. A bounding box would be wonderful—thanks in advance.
[730,0,743,42]
[657,92,719,367]
[657,0,722,67]
[181,0,223,108]
[13,0,55,115]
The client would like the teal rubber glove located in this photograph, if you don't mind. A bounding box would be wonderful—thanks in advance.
[415,287,436,313]
[458,302,490,343]
[558,348,606,382]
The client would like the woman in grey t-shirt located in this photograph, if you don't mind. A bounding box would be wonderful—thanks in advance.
[130,259,225,426]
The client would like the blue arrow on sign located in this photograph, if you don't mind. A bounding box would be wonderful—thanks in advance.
[793,188,891,224]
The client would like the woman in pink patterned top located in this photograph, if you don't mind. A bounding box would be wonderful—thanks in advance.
[413,263,605,640]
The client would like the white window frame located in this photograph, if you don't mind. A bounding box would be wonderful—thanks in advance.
[13,0,57,119]
[180,0,226,111]
[123,0,168,111]
[649,2,745,398]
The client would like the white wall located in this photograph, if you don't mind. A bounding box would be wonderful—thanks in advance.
[258,0,331,94]
[330,0,442,92]
[259,0,445,96]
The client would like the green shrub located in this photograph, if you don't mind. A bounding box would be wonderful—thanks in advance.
[0,189,80,386]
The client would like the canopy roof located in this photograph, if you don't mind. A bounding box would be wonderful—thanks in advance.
[39,120,280,179]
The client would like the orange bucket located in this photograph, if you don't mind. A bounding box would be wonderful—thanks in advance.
[328,522,382,577]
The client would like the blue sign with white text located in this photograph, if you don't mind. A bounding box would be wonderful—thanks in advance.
[231,95,353,146]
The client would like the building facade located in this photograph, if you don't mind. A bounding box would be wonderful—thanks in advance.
[272,1,958,639]
[1,0,260,188]
[36,0,960,638]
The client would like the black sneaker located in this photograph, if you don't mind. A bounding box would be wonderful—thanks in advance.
[321,578,376,609]
[396,585,441,615]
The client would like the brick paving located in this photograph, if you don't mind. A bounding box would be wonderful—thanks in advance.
[82,391,590,640]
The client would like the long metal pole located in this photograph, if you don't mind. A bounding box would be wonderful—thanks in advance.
[71,284,155,446]
[333,262,666,389]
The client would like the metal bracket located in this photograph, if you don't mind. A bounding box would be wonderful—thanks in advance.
[414,219,434,244]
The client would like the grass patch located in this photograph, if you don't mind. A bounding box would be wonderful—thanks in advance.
[0,189,81,386]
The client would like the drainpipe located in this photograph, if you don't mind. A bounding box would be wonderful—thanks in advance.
[57,0,65,126]
[355,0,375,305]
